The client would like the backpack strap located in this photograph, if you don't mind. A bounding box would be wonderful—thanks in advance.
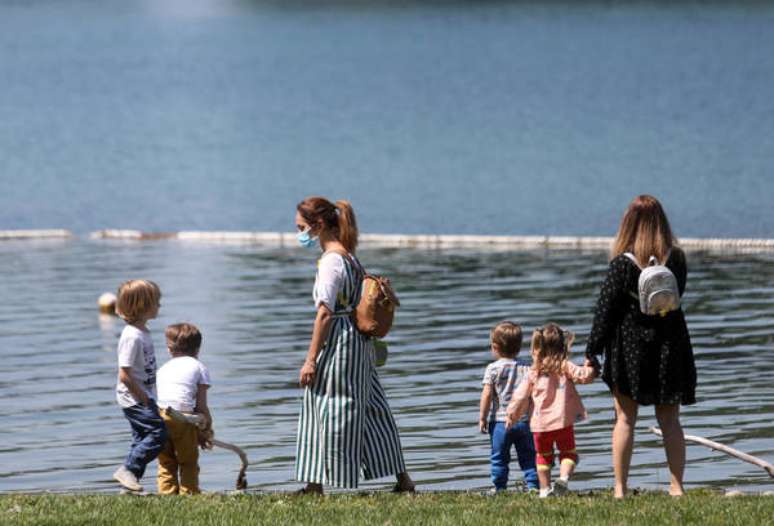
[322,248,364,274]
[622,252,641,269]
[622,252,641,302]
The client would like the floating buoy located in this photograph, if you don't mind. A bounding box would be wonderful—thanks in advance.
[98,292,117,315]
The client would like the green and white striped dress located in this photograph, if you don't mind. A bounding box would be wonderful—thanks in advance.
[295,252,407,488]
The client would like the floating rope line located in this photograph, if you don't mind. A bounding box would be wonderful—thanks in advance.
[0,229,73,240]
[104,230,774,251]
[3,230,774,251]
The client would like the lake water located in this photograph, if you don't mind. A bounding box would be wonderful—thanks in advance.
[1,240,772,494]
[1,1,774,237]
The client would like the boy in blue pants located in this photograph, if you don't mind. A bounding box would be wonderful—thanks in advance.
[479,321,538,493]
[112,279,168,492]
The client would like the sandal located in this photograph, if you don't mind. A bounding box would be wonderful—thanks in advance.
[294,486,323,496]
[392,482,416,494]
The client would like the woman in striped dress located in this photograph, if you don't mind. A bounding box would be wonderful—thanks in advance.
[293,196,414,495]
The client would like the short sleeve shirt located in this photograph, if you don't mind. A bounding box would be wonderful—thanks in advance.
[313,252,346,311]
[115,325,157,408]
[157,356,211,412]
[482,358,531,422]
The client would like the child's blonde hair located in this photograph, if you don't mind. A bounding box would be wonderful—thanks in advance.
[116,279,161,323]
[490,321,523,358]
[531,323,574,376]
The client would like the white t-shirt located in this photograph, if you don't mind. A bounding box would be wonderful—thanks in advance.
[313,252,347,311]
[157,356,211,412]
[115,325,158,408]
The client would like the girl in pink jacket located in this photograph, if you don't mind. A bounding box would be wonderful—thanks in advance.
[505,323,596,498]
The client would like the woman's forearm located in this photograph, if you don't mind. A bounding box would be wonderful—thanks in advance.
[306,307,333,364]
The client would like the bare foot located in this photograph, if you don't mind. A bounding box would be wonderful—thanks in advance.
[668,480,685,497]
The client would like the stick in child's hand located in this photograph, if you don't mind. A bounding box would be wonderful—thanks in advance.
[165,406,249,490]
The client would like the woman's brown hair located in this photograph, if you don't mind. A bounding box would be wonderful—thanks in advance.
[297,196,359,253]
[611,194,676,266]
[531,323,573,376]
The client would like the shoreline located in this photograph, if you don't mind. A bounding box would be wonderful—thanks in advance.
[2,229,774,252]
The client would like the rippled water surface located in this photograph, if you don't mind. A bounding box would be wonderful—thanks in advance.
[1,240,772,494]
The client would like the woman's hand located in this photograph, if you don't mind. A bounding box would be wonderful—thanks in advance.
[299,360,317,387]
[584,355,601,377]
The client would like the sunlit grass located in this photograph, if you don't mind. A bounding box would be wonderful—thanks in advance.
[2,490,772,526]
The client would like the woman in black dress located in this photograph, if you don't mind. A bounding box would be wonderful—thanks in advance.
[586,195,696,498]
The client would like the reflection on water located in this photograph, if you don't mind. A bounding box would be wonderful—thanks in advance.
[0,240,772,493]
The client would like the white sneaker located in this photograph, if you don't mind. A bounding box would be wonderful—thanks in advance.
[113,466,143,492]
[539,487,554,498]
[487,487,505,496]
[552,479,569,496]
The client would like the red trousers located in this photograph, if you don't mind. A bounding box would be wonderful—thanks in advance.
[533,425,577,469]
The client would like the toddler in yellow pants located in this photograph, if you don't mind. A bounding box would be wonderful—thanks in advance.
[156,323,212,495]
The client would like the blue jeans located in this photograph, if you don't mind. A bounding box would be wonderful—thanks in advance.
[122,400,167,479]
[489,421,538,490]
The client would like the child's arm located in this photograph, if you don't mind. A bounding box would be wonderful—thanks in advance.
[195,384,212,429]
[564,360,596,385]
[195,383,213,449]
[118,367,149,406]
[505,376,532,429]
[479,384,493,433]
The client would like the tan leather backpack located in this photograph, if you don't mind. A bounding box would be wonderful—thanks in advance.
[330,249,400,338]
[354,273,400,338]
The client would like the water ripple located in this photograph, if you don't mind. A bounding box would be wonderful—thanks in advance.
[0,242,772,493]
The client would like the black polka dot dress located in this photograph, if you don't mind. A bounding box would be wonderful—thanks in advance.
[586,248,697,406]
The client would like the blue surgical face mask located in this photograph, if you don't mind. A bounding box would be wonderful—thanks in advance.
[297,228,318,249]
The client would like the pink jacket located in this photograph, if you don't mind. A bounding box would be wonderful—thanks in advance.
[508,361,595,432]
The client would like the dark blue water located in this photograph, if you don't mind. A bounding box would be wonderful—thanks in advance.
[1,1,773,237]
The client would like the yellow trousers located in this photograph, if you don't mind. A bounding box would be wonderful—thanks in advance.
[157,409,200,495]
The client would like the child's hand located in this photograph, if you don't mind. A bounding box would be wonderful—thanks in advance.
[504,412,514,430]
[198,428,214,450]
[479,418,488,434]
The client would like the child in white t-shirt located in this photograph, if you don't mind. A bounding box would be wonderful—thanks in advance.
[113,279,167,493]
[156,323,212,495]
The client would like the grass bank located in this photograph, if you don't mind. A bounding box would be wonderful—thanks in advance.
[2,491,772,526]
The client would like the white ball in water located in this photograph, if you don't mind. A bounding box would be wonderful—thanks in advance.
[98,292,117,314]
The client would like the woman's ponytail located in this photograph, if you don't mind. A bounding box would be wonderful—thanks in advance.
[335,200,359,253]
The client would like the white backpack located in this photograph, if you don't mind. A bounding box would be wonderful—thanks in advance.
[623,251,681,316]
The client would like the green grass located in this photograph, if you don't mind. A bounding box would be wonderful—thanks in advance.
[1,491,772,526]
